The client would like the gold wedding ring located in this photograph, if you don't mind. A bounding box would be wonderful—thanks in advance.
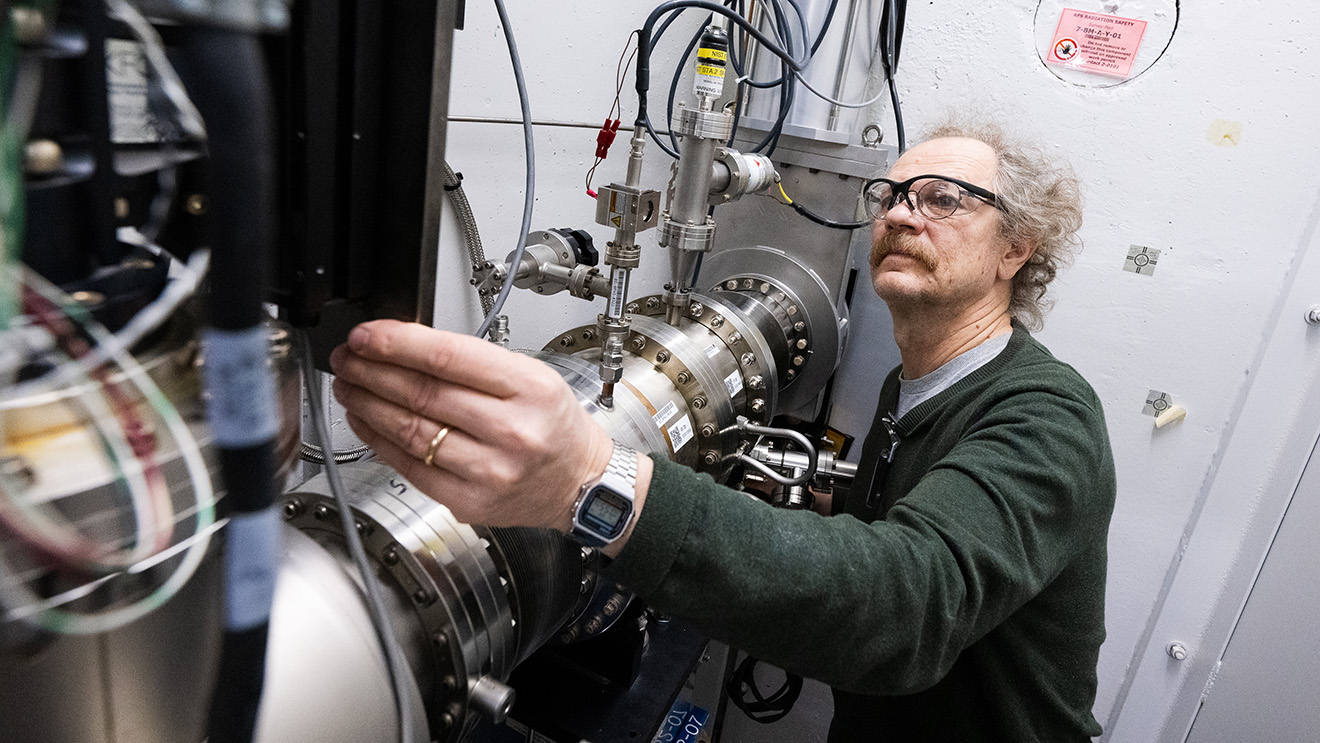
[423,426,450,467]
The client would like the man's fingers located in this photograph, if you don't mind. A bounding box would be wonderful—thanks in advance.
[341,320,540,399]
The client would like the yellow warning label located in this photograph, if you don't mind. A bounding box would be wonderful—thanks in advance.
[612,215,621,227]
[698,48,728,62]
[696,65,725,78]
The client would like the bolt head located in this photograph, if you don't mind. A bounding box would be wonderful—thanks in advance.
[582,329,596,341]
[313,504,331,520]
[656,350,670,363]
[711,315,724,328]
[794,321,805,332]
[700,424,716,437]
[645,296,660,309]
[382,547,400,566]
[759,283,770,293]
[750,398,766,413]
[185,194,208,216]
[796,338,808,349]
[787,305,798,316]
[627,302,639,313]
[282,500,302,519]
[559,336,575,347]
[689,302,705,318]
[1167,642,1188,661]
[676,371,692,384]
[787,369,797,380]
[725,280,738,290]
[729,332,743,344]
[749,375,764,390]
[793,355,805,366]
[702,450,720,465]
[692,396,707,409]
[741,352,757,367]
[631,335,647,350]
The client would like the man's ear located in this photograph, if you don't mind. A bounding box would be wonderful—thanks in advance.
[999,240,1035,281]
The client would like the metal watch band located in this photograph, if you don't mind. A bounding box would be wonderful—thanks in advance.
[603,442,638,489]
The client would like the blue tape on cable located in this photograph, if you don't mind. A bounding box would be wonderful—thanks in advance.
[202,326,279,447]
[224,508,281,631]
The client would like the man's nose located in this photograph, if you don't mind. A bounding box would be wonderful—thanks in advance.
[881,198,923,231]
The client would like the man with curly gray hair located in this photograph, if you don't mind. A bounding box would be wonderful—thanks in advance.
[333,121,1116,742]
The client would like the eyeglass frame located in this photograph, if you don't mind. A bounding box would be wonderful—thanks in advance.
[862,174,1000,221]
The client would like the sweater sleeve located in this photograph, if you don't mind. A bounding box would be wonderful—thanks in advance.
[602,381,1114,695]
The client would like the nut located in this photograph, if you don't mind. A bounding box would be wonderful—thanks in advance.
[741,352,757,367]
[794,321,805,332]
[748,375,764,390]
[793,355,805,366]
[796,338,808,349]
[1167,643,1188,661]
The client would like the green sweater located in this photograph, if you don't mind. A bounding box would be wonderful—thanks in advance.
[604,327,1116,742]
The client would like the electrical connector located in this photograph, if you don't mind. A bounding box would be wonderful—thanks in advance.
[595,118,621,159]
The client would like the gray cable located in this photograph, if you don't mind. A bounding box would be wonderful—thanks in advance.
[443,161,494,316]
[475,0,535,340]
[298,335,416,743]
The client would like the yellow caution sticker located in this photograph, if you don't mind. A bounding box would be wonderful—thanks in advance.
[697,48,728,62]
[696,65,725,78]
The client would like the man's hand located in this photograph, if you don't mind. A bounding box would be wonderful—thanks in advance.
[329,319,615,533]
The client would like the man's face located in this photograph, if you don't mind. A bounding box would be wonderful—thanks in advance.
[870,137,1028,315]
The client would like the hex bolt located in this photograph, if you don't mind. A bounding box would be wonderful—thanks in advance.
[432,633,448,648]
[750,399,766,413]
[582,328,596,341]
[700,424,716,437]
[559,336,575,348]
[725,280,738,290]
[729,332,743,344]
[676,371,692,384]
[1307,305,1320,325]
[631,335,647,350]
[794,321,805,332]
[626,302,639,313]
[656,350,671,364]
[702,450,720,466]
[282,500,303,520]
[787,305,799,316]
[603,597,623,616]
[748,375,765,390]
[793,355,805,366]
[759,282,770,293]
[382,547,400,566]
[741,278,754,289]
[710,315,725,328]
[646,296,661,309]
[313,504,332,520]
[773,291,786,302]
[1167,642,1188,661]
[796,338,809,350]
[689,302,705,318]
[585,618,602,634]
[787,369,797,380]
[692,396,708,409]
[741,352,757,367]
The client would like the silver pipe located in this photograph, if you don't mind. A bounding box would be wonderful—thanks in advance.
[826,0,864,131]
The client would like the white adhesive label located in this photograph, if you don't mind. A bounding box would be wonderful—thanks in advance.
[608,270,627,317]
[202,326,279,447]
[724,370,743,397]
[653,399,679,427]
[224,508,281,630]
[668,415,695,452]
[704,343,721,358]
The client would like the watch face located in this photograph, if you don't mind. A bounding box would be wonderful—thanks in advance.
[578,486,631,539]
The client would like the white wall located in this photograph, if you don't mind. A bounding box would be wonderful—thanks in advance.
[437,2,1320,739]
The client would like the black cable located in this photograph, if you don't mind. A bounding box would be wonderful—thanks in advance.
[880,0,907,152]
[726,653,804,724]
[791,202,870,230]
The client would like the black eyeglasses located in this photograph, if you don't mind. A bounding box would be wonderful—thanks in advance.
[862,174,999,221]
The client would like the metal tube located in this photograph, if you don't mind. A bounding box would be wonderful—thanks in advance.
[826,0,863,131]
